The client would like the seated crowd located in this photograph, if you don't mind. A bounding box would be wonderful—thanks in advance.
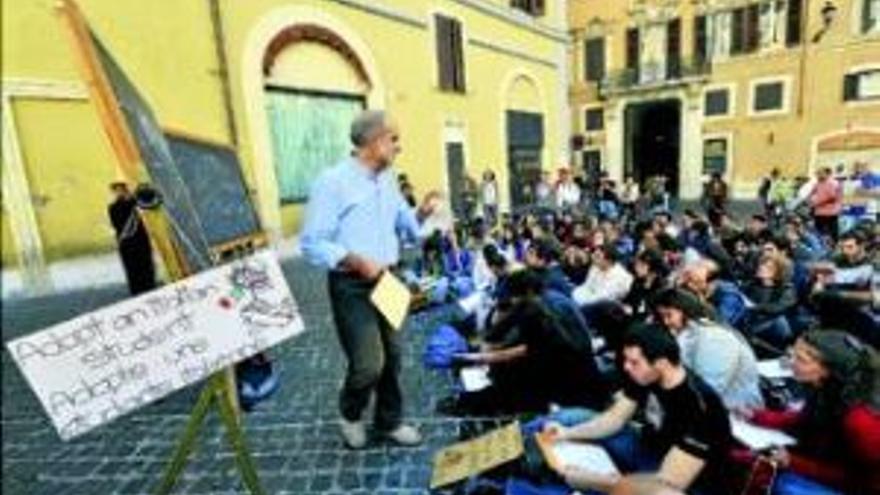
[410,193,879,494]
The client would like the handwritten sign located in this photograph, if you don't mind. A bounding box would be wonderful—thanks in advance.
[6,250,303,441]
[430,422,523,489]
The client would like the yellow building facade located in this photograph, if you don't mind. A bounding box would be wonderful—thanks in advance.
[2,0,571,292]
[570,0,880,200]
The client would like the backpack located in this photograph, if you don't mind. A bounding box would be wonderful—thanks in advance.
[423,324,468,369]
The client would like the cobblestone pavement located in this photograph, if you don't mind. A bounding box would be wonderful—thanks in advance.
[2,258,509,495]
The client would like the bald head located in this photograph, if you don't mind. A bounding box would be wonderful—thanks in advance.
[350,110,401,171]
[350,111,388,148]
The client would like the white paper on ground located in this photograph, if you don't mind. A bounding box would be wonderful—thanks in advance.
[730,416,797,451]
[460,366,492,392]
[457,292,484,315]
[550,441,619,477]
[757,359,794,379]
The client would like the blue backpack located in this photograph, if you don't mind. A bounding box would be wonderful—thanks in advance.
[423,324,468,369]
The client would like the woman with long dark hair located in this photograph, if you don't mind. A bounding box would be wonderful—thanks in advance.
[747,330,880,493]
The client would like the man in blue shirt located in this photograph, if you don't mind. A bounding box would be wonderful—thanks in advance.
[300,111,435,449]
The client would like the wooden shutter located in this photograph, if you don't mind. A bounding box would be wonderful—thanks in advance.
[667,18,681,79]
[695,15,708,65]
[626,27,640,83]
[731,7,745,54]
[532,0,546,16]
[626,27,640,69]
[746,4,760,52]
[585,37,606,82]
[843,73,859,101]
[435,15,465,92]
[786,0,803,46]
[435,15,453,90]
[451,18,465,92]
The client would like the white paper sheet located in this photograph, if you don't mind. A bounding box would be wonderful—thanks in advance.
[757,359,794,379]
[460,366,492,392]
[730,416,797,451]
[549,441,619,477]
[457,292,484,315]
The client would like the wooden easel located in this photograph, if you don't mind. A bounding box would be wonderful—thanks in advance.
[57,1,265,493]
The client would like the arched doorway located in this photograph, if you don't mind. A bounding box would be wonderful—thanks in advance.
[263,25,369,235]
[240,7,386,239]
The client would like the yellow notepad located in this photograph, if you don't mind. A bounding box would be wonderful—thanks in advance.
[370,271,413,330]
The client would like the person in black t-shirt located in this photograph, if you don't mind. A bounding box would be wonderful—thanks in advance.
[544,323,733,495]
[460,269,609,413]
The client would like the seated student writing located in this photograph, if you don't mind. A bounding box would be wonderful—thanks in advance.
[459,269,609,413]
[543,324,734,495]
[742,330,880,494]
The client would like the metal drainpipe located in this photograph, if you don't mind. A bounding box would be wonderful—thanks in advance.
[208,0,239,147]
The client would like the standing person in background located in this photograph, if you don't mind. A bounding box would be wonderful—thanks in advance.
[461,174,479,222]
[398,174,417,208]
[535,171,553,212]
[703,172,728,223]
[480,170,499,228]
[758,168,777,218]
[810,167,843,243]
[788,175,817,216]
[555,167,582,211]
[621,176,640,222]
[300,111,437,449]
[767,170,793,226]
[107,181,156,295]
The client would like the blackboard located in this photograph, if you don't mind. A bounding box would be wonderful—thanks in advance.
[165,133,261,246]
[90,33,213,271]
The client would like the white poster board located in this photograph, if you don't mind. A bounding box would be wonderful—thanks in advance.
[6,250,304,441]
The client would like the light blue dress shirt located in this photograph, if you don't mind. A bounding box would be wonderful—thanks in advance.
[300,157,421,270]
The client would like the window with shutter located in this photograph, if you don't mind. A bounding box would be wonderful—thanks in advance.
[745,4,760,52]
[845,70,880,101]
[786,0,803,46]
[844,74,859,101]
[666,18,681,79]
[435,15,465,93]
[731,8,745,54]
[705,89,730,116]
[435,15,452,90]
[863,0,880,34]
[451,19,466,92]
[585,37,606,82]
[511,0,545,17]
[626,27,640,83]
[753,81,784,112]
[585,108,604,131]
[695,15,708,65]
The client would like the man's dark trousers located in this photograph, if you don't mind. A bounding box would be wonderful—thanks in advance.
[328,271,402,432]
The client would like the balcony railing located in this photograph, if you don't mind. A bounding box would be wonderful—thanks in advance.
[598,58,712,98]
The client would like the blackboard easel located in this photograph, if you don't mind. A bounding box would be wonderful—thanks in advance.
[57,1,266,493]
